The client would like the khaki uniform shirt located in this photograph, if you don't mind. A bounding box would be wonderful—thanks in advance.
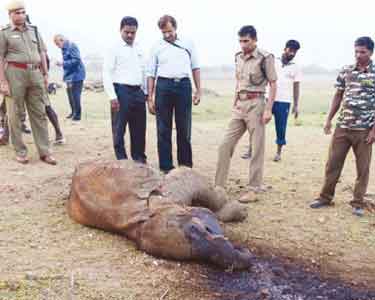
[235,47,277,93]
[0,23,46,64]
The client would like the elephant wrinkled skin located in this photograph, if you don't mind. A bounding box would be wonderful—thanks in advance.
[67,160,252,270]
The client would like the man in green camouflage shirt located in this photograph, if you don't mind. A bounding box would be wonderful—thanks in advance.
[310,36,375,217]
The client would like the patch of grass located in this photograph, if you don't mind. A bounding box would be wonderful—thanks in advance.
[49,75,335,127]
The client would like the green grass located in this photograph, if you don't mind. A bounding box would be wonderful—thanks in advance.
[49,76,336,128]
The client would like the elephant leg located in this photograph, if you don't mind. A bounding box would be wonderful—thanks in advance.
[193,186,248,222]
[216,201,248,222]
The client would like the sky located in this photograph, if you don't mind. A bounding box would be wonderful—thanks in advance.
[1,0,374,68]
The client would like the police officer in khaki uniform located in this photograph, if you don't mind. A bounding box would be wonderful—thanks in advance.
[0,1,56,164]
[215,25,277,201]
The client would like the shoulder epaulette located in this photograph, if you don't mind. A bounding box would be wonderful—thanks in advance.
[258,48,273,58]
[0,25,11,31]
[235,51,242,62]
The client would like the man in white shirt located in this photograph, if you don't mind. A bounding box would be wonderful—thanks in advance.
[103,16,147,163]
[147,15,201,173]
[242,40,301,162]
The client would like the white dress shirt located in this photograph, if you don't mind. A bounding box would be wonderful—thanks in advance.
[103,40,147,100]
[274,57,302,103]
[147,37,200,79]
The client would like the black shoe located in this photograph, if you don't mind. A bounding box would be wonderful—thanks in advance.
[310,199,331,209]
[66,114,73,119]
[21,123,31,134]
[161,167,174,175]
[134,159,147,164]
[72,117,81,121]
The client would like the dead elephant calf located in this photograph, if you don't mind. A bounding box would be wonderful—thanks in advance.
[67,160,252,270]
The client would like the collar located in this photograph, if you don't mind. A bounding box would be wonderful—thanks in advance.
[354,60,373,72]
[279,56,295,67]
[163,36,180,45]
[241,47,259,60]
[62,40,70,50]
[122,40,138,48]
[10,22,28,32]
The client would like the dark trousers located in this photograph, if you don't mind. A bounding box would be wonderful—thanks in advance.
[272,101,290,146]
[155,77,192,172]
[320,127,372,208]
[67,80,83,120]
[113,84,147,162]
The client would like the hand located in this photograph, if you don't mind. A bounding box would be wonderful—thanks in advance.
[56,61,63,67]
[292,105,299,119]
[193,90,201,105]
[0,80,10,96]
[147,95,156,115]
[324,120,332,135]
[110,99,120,112]
[262,109,272,124]
[366,129,375,144]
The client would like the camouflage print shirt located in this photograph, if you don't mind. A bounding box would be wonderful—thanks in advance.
[336,61,375,129]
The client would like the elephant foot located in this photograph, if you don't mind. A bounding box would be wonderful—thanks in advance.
[216,201,248,222]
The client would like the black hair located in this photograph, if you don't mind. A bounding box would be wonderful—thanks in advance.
[238,25,257,39]
[285,39,301,50]
[120,16,138,30]
[355,36,374,52]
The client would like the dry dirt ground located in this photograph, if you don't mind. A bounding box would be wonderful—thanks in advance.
[0,91,374,299]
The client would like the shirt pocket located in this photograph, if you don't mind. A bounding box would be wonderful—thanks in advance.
[248,64,266,86]
[30,38,40,52]
[7,34,24,52]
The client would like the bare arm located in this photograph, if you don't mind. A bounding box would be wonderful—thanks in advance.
[40,51,48,75]
[192,69,201,105]
[324,89,344,134]
[147,77,155,99]
[39,51,49,89]
[0,58,7,83]
[0,58,10,96]
[266,80,277,111]
[367,125,375,144]
[233,82,239,107]
[292,82,300,118]
[147,77,156,115]
[262,80,277,125]
[327,90,343,122]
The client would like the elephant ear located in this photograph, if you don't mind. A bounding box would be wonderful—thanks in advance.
[72,160,164,200]
[129,163,164,199]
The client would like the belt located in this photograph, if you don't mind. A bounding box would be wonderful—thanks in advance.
[238,91,264,101]
[158,76,189,83]
[7,61,41,70]
[122,84,141,89]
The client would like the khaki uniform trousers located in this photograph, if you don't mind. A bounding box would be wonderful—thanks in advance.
[5,66,50,157]
[215,97,266,188]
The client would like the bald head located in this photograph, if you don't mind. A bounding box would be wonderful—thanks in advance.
[53,34,67,49]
